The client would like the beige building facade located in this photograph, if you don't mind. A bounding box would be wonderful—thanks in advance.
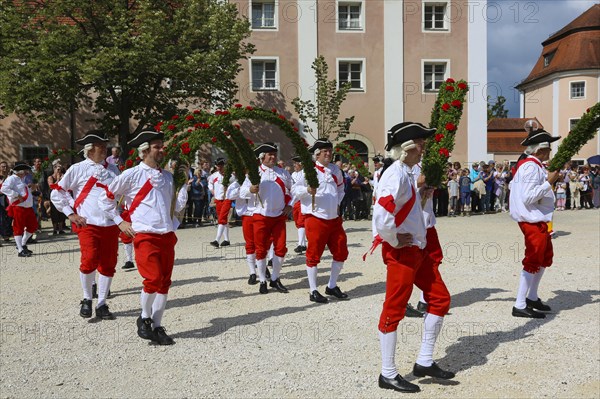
[1,0,489,169]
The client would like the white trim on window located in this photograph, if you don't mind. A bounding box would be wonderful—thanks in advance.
[336,58,366,92]
[568,118,581,132]
[249,56,279,92]
[336,1,365,33]
[422,1,450,33]
[569,80,586,99]
[249,0,278,31]
[421,59,450,93]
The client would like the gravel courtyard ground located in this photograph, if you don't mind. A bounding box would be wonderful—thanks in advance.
[1,209,599,398]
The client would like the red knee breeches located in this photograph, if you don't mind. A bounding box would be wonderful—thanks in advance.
[78,224,120,277]
[134,232,177,294]
[293,201,305,229]
[11,206,38,236]
[418,227,451,317]
[241,215,255,255]
[215,199,232,225]
[304,215,348,267]
[252,214,287,260]
[518,221,553,273]
[379,244,424,333]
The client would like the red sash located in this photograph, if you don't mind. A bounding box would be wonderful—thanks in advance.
[512,157,543,176]
[315,163,342,186]
[6,185,29,218]
[363,185,417,261]
[120,179,154,223]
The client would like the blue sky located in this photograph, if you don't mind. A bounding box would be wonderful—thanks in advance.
[487,0,597,117]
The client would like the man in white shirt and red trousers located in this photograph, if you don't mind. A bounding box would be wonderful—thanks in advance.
[292,139,349,303]
[208,157,235,248]
[371,122,455,393]
[240,142,291,295]
[0,161,38,258]
[99,128,188,345]
[290,155,307,254]
[509,128,560,319]
[50,131,121,320]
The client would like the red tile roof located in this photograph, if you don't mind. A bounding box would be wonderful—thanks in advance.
[487,118,545,153]
[517,4,600,89]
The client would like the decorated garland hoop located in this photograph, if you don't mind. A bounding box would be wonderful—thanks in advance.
[422,78,469,188]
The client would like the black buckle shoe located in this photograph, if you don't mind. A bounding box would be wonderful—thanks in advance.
[248,273,257,285]
[526,298,551,312]
[413,362,455,379]
[259,282,268,294]
[512,306,546,319]
[325,286,348,299]
[310,290,328,303]
[122,261,135,269]
[152,326,175,345]
[265,267,271,279]
[209,240,219,248]
[270,278,289,293]
[378,374,420,393]
[18,250,32,257]
[294,245,304,254]
[137,316,155,340]
[416,301,428,313]
[220,240,230,247]
[80,299,92,318]
[22,245,33,255]
[405,303,425,318]
[95,304,115,320]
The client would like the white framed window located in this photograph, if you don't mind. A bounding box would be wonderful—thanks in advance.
[250,0,277,30]
[423,2,449,31]
[570,81,585,99]
[337,59,365,91]
[569,118,580,132]
[422,60,449,92]
[337,1,364,31]
[250,57,278,91]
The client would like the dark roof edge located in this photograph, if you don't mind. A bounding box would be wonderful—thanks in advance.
[542,26,600,46]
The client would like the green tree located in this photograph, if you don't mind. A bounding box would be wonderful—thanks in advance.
[292,56,354,140]
[0,0,254,151]
[487,95,509,120]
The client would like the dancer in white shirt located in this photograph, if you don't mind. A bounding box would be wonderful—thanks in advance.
[239,143,292,294]
[509,128,560,318]
[208,158,237,248]
[292,139,348,303]
[99,128,188,345]
[290,156,307,254]
[372,122,455,393]
[1,162,38,257]
[51,131,121,319]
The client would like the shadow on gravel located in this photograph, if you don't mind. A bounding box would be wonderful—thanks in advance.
[111,276,221,296]
[450,288,509,310]
[431,289,600,374]
[111,289,245,318]
[171,305,313,340]
[552,230,571,237]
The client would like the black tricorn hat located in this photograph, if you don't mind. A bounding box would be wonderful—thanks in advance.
[520,129,561,146]
[214,157,226,166]
[254,142,278,157]
[385,122,436,151]
[13,161,32,171]
[128,127,165,148]
[372,155,383,163]
[75,130,109,146]
[308,138,333,154]
[291,155,302,162]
